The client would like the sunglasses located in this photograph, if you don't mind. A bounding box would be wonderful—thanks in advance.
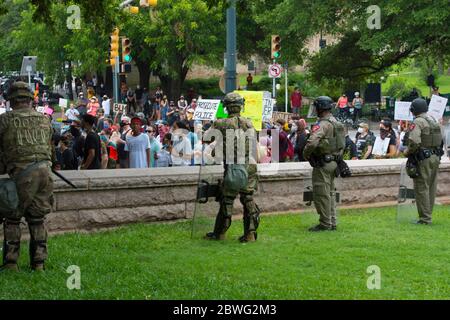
[147,130,155,133]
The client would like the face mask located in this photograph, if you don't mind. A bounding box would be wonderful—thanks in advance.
[290,125,297,133]
[380,128,388,139]
[357,128,364,134]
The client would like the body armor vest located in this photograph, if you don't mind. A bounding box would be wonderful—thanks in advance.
[320,118,345,154]
[419,115,442,149]
[0,110,53,167]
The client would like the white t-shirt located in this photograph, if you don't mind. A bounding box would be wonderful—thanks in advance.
[65,108,80,121]
[171,135,192,166]
[102,99,111,115]
[125,133,151,168]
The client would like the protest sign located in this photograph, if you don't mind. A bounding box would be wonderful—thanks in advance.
[428,94,448,121]
[262,92,274,122]
[36,106,45,113]
[394,101,413,121]
[0,108,6,115]
[113,103,126,114]
[193,99,221,121]
[58,98,68,109]
[235,91,263,131]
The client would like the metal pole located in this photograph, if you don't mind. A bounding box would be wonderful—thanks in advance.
[272,59,276,99]
[114,56,120,104]
[225,0,237,94]
[28,71,31,88]
[285,62,288,113]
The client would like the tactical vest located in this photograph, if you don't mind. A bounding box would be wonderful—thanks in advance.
[320,118,345,154]
[0,110,53,167]
[419,115,442,148]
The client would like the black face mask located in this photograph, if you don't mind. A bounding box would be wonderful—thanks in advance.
[380,128,389,139]
[69,126,80,137]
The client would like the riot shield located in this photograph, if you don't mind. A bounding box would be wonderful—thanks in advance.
[397,162,417,223]
[191,165,224,239]
[445,124,450,161]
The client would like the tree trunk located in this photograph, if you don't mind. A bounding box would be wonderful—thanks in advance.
[158,64,189,101]
[136,60,151,90]
[66,61,74,101]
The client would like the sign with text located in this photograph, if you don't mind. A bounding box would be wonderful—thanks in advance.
[262,97,274,122]
[428,94,448,121]
[59,98,68,109]
[193,99,221,121]
[394,101,413,121]
[113,103,127,114]
[235,91,263,131]
[36,106,45,113]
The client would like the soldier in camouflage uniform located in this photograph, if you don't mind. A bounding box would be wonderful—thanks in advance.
[0,82,54,271]
[405,98,443,225]
[205,92,260,242]
[304,96,345,232]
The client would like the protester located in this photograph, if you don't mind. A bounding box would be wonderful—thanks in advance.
[372,119,397,159]
[102,95,111,117]
[65,103,80,122]
[87,96,100,117]
[125,117,151,169]
[146,125,161,168]
[336,93,348,116]
[352,92,364,123]
[178,95,188,110]
[58,135,77,170]
[355,122,375,159]
[171,121,193,166]
[118,116,132,168]
[290,87,303,115]
[156,132,173,167]
[80,114,101,170]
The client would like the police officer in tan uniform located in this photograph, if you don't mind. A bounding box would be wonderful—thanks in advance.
[0,82,54,271]
[405,98,443,225]
[304,96,345,232]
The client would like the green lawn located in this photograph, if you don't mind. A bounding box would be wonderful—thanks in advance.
[383,71,450,96]
[0,206,449,300]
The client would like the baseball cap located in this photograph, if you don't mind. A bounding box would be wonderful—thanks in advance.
[121,116,131,124]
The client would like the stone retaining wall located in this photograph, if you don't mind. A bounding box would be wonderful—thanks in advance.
[2,159,450,235]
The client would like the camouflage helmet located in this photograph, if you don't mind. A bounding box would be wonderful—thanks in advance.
[7,81,34,101]
[223,92,244,113]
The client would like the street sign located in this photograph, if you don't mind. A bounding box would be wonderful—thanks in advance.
[268,64,282,78]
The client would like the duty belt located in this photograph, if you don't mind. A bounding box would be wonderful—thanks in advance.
[323,155,340,163]
[416,148,442,161]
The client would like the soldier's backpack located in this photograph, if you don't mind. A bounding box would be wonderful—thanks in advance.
[0,178,19,215]
[223,164,248,193]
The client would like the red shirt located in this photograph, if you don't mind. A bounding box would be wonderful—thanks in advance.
[291,91,302,108]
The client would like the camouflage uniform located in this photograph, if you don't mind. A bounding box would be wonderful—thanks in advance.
[206,93,260,242]
[405,113,442,224]
[0,82,54,271]
[304,97,345,231]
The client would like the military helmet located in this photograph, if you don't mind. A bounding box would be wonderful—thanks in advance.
[410,98,428,114]
[6,81,34,101]
[313,96,334,111]
[223,92,244,113]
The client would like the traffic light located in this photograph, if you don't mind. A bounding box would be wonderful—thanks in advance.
[108,28,120,66]
[140,0,158,7]
[122,37,132,63]
[271,35,281,60]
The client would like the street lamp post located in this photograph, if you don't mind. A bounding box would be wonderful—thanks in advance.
[225,0,237,94]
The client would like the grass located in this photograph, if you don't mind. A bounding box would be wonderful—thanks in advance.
[0,206,449,300]
[383,71,450,96]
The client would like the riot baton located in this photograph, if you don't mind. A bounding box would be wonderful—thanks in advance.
[51,169,77,189]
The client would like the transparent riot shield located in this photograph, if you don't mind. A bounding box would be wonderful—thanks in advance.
[445,124,450,162]
[191,127,224,239]
[397,162,417,223]
[191,165,224,239]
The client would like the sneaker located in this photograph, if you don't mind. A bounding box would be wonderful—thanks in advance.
[0,263,19,272]
[204,232,226,240]
[308,224,332,232]
[239,232,257,243]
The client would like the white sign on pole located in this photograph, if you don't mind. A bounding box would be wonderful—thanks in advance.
[113,103,127,113]
[59,98,68,109]
[394,101,413,121]
[193,99,221,121]
[262,97,274,122]
[428,94,448,121]
[268,64,282,78]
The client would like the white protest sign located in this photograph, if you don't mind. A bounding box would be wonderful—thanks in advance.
[262,98,274,122]
[36,106,45,113]
[113,103,126,113]
[59,98,68,108]
[0,108,6,115]
[394,101,413,121]
[193,99,221,121]
[428,94,448,121]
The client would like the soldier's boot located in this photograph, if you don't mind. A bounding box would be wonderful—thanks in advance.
[239,195,260,243]
[27,219,48,271]
[1,219,22,272]
[205,198,233,240]
[309,224,332,232]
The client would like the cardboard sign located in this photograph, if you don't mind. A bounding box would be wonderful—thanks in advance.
[36,106,45,113]
[428,94,448,121]
[235,91,263,131]
[193,99,221,121]
[44,106,54,115]
[394,101,413,121]
[262,91,274,122]
[113,103,127,113]
[59,98,68,108]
